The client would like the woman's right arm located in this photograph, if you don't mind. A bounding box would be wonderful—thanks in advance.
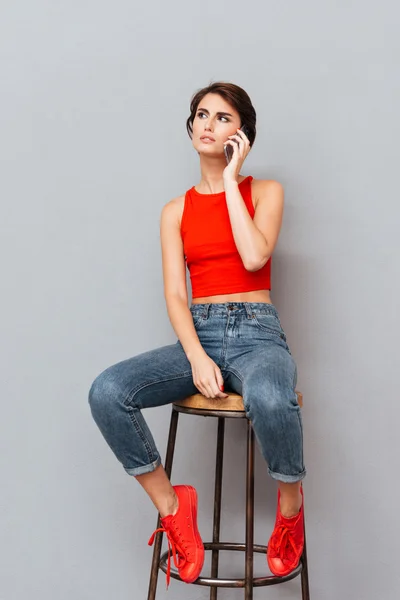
[160,199,228,400]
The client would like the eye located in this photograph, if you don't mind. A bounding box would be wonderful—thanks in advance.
[196,111,230,123]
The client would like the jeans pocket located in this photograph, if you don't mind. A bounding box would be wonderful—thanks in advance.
[253,313,287,341]
[192,313,206,329]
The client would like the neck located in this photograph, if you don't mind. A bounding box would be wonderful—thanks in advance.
[196,155,240,194]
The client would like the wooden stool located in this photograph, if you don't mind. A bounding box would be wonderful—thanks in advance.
[147,392,310,600]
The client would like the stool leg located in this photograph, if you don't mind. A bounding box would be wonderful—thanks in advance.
[245,421,255,600]
[147,407,179,600]
[210,417,225,600]
[300,511,310,600]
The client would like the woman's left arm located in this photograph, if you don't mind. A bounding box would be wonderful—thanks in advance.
[224,178,284,271]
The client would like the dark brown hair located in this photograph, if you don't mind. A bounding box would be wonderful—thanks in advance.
[186,81,257,147]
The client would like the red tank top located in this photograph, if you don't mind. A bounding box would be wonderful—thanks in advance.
[180,175,271,299]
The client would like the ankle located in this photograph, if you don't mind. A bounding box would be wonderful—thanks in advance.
[160,491,179,518]
[170,498,179,516]
[279,492,302,518]
[280,506,301,519]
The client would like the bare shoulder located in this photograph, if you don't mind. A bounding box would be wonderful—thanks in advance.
[250,178,284,209]
[160,193,186,227]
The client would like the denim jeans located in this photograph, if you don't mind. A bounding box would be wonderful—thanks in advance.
[88,302,306,483]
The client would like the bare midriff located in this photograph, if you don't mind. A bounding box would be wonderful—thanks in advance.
[191,289,272,305]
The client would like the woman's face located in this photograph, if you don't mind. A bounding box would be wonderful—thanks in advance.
[192,93,241,157]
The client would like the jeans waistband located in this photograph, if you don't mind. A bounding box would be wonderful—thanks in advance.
[189,302,279,319]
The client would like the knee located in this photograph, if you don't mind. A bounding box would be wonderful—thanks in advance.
[246,387,297,419]
[88,368,121,420]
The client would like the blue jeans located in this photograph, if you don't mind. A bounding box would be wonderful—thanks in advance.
[88,302,306,483]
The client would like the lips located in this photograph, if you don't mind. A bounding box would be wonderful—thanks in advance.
[200,136,216,142]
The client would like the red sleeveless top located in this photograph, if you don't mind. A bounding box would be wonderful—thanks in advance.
[180,175,271,299]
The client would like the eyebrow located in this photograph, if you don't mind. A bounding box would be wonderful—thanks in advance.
[196,107,234,117]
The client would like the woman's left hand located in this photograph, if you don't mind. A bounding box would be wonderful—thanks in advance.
[223,128,251,183]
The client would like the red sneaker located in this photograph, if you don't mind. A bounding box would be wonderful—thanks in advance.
[267,484,305,577]
[148,485,204,587]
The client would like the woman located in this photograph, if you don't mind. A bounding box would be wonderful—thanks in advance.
[88,81,306,587]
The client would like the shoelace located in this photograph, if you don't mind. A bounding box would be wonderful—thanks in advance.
[270,524,298,562]
[148,522,190,588]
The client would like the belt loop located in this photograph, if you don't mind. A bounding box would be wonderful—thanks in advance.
[244,303,253,319]
[203,303,210,319]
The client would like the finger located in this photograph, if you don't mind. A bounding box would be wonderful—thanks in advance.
[216,369,224,389]
[211,382,222,398]
[213,379,227,399]
[216,372,229,398]
[229,132,248,145]
[199,383,228,399]
[212,388,226,400]
[196,384,206,397]
[232,131,249,147]
[209,374,222,398]
[205,384,215,398]
[197,382,210,398]
[236,128,249,141]
[224,140,240,159]
[216,375,228,396]
[223,140,235,155]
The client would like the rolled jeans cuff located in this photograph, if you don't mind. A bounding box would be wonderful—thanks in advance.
[268,467,307,483]
[124,455,161,476]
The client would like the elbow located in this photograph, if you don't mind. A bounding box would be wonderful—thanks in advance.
[243,254,270,272]
[164,290,188,307]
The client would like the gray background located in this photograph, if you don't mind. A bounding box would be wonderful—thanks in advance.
[1,1,399,599]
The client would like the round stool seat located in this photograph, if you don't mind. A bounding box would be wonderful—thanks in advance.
[173,391,303,415]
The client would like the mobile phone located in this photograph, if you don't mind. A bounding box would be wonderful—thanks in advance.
[224,125,251,164]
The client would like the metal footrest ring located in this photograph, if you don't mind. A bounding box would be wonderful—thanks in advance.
[159,541,303,587]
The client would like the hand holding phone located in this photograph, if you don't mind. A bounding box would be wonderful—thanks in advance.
[224,125,251,164]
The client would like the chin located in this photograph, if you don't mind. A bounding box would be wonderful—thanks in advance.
[196,145,219,154]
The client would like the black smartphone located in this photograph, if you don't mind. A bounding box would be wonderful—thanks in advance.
[224,125,251,164]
